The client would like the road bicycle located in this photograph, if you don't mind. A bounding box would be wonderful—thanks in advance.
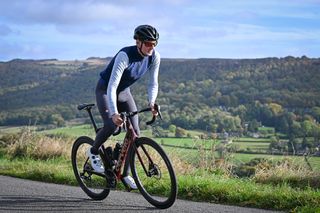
[71,103,177,209]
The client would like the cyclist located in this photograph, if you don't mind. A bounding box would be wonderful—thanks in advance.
[87,25,160,189]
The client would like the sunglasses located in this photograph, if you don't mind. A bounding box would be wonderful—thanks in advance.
[143,41,157,47]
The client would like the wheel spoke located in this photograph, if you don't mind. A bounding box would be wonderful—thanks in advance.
[134,144,150,176]
[71,136,110,200]
[131,137,177,209]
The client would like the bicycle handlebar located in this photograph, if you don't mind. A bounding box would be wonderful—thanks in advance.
[77,103,162,136]
[145,104,162,125]
[113,104,162,136]
[121,103,162,125]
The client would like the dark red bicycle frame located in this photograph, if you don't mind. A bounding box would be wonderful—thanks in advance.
[113,113,155,181]
[78,103,158,183]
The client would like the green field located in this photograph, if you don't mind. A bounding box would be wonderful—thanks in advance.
[233,153,320,170]
[40,124,94,137]
[233,137,271,142]
[2,124,320,170]
[0,126,37,136]
[158,144,320,170]
[155,137,220,149]
[230,142,270,153]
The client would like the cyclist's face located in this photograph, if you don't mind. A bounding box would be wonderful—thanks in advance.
[138,40,157,56]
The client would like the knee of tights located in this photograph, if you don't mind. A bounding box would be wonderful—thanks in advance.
[135,129,140,136]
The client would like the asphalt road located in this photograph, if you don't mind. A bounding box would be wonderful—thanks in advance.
[0,175,280,213]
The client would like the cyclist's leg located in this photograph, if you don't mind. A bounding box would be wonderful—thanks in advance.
[117,88,140,176]
[91,78,117,154]
[118,88,140,136]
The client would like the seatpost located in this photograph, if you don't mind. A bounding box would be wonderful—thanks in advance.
[86,108,98,133]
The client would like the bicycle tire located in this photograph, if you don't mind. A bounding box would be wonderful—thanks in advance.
[130,137,177,209]
[71,136,110,200]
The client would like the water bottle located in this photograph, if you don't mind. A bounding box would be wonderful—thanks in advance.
[113,143,122,161]
[105,146,115,168]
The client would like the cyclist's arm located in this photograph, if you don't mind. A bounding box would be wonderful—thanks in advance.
[148,50,160,107]
[107,51,129,116]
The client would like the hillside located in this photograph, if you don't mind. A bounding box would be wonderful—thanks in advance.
[1,56,320,134]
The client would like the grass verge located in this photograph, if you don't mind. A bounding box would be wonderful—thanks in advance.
[0,128,319,212]
[0,153,319,212]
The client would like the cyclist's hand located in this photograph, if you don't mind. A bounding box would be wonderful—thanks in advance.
[112,113,123,126]
[150,103,158,116]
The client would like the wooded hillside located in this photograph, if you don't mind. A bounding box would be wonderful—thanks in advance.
[1,56,320,138]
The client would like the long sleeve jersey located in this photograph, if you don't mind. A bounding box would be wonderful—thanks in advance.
[99,45,160,116]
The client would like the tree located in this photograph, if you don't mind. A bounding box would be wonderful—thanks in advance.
[302,136,312,150]
[175,127,187,138]
[276,115,289,134]
[152,126,168,138]
[311,106,320,122]
[47,114,65,127]
[301,120,315,137]
[218,95,231,106]
[260,105,274,126]
[168,124,176,134]
[312,125,320,147]
[232,105,247,122]
[269,136,282,152]
[248,119,260,132]
[288,136,298,155]
[268,103,283,115]
[290,121,303,138]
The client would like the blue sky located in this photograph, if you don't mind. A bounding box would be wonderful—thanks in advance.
[0,0,319,61]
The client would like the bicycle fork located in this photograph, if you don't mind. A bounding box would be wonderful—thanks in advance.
[133,142,161,178]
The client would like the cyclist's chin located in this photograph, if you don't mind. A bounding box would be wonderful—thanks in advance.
[144,50,153,56]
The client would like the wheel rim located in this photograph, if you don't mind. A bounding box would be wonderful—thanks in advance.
[74,141,108,193]
[133,142,175,204]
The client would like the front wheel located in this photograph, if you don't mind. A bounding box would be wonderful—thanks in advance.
[71,136,110,200]
[130,137,177,209]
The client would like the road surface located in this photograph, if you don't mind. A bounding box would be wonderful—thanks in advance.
[0,175,280,212]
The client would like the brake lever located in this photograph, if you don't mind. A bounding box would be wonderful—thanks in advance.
[146,104,162,125]
[155,104,163,120]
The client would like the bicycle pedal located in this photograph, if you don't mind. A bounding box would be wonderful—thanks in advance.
[105,169,117,189]
[106,182,117,189]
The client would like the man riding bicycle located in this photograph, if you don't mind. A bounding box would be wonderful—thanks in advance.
[87,25,160,189]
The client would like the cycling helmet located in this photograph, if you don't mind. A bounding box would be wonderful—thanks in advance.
[133,25,159,41]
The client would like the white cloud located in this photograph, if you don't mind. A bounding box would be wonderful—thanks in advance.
[0,1,137,25]
[0,0,319,60]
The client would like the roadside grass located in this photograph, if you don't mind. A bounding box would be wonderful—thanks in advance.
[178,174,320,211]
[1,152,319,212]
[0,127,320,212]
[0,155,76,185]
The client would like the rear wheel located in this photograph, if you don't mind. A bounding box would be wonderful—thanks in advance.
[71,136,110,200]
[130,137,177,209]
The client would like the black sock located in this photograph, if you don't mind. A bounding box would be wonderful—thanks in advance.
[90,147,99,155]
